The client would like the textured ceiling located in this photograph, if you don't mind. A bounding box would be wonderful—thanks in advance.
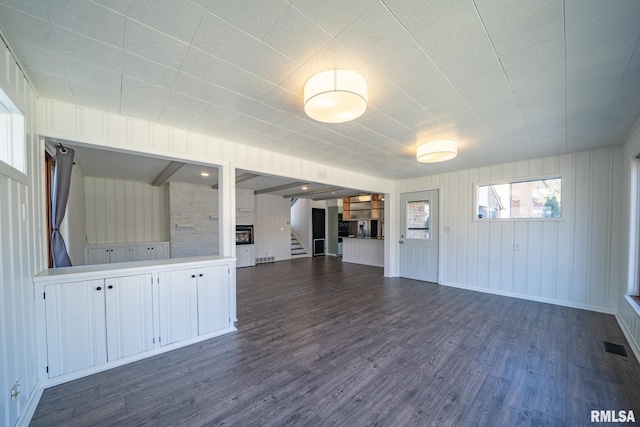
[1,0,640,180]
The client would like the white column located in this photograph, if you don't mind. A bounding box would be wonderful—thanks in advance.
[218,162,235,258]
[385,188,400,277]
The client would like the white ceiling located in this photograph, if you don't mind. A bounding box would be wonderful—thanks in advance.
[2,1,640,180]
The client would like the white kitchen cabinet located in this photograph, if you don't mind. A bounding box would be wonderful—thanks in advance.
[44,279,107,378]
[157,269,199,346]
[196,265,232,335]
[236,244,255,268]
[105,274,155,360]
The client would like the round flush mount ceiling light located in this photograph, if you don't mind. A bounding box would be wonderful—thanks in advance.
[416,140,458,163]
[303,70,368,123]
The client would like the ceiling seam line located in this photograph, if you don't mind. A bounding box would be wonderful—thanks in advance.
[381,0,518,149]
[470,0,535,148]
[596,35,640,148]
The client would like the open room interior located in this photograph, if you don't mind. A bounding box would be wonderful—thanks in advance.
[1,1,640,426]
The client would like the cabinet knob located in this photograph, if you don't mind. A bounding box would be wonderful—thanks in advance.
[191,274,196,278]
[199,273,203,277]
[96,286,102,291]
[108,285,113,289]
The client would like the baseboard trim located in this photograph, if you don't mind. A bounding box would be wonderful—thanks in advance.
[15,381,43,427]
[439,280,616,315]
[40,326,237,388]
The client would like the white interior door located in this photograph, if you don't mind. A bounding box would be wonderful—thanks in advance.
[399,190,439,282]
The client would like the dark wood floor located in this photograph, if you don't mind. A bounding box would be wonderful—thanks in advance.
[31,257,640,426]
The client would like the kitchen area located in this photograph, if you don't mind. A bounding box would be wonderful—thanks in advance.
[338,193,385,268]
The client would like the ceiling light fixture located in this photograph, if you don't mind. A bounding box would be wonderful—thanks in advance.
[416,140,458,163]
[200,172,210,177]
[303,69,368,123]
[301,186,309,190]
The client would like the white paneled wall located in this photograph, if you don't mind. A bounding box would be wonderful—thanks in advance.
[0,44,45,426]
[84,177,169,244]
[255,194,291,261]
[398,147,623,314]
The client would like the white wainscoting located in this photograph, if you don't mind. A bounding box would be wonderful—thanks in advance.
[618,296,640,362]
[84,177,169,245]
[0,43,45,427]
[398,147,623,314]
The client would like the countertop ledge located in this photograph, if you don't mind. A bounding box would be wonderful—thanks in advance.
[34,256,236,282]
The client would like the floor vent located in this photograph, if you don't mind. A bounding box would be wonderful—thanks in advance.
[255,256,275,264]
[603,341,628,357]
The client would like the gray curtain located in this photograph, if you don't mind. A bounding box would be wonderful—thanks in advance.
[51,145,75,268]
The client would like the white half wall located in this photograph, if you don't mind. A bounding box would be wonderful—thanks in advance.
[0,43,45,427]
[84,177,169,245]
[397,147,624,314]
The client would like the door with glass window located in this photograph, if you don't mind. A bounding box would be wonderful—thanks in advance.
[400,190,439,282]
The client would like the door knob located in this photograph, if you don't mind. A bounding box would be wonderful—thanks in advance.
[399,240,404,244]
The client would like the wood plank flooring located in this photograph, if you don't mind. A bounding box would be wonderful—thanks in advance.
[31,257,640,426]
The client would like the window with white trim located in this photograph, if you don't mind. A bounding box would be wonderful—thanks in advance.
[475,176,562,220]
[0,89,25,175]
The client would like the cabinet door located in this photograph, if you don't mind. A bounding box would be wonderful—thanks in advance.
[236,247,248,268]
[157,269,198,346]
[197,266,231,335]
[86,247,110,265]
[131,245,151,262]
[150,243,170,260]
[44,280,107,378]
[110,246,131,263]
[105,274,154,360]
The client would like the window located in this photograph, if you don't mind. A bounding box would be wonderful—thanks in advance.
[0,89,25,176]
[406,199,430,239]
[475,176,562,220]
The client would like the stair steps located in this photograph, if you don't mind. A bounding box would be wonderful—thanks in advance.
[291,234,307,257]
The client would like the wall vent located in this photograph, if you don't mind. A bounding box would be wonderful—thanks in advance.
[255,256,275,264]
[603,341,627,357]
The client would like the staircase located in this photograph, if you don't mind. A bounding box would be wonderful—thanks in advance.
[291,233,307,257]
